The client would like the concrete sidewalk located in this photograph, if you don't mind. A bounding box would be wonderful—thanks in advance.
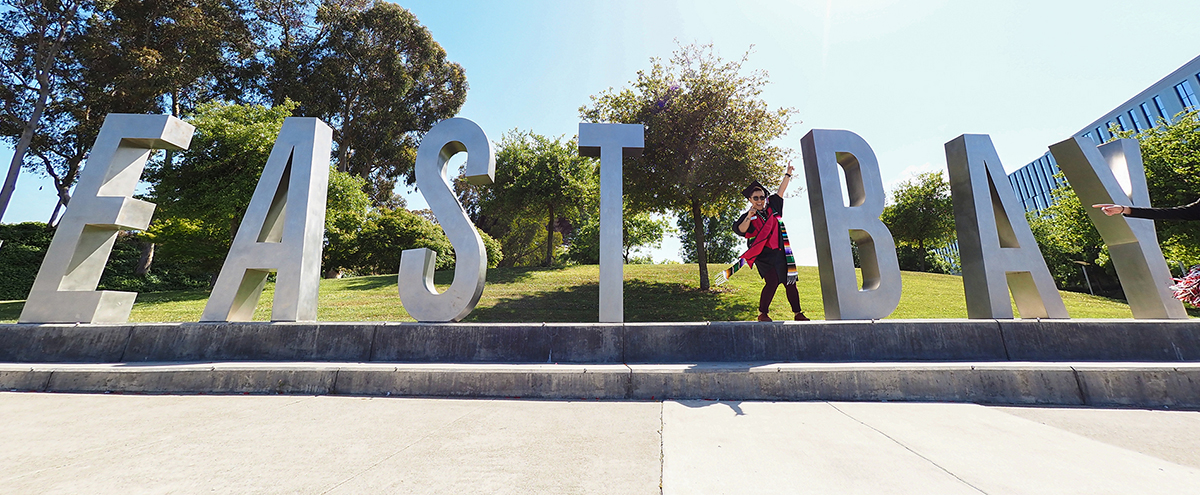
[3,393,1199,494]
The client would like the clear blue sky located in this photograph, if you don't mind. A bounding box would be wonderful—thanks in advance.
[4,0,1200,265]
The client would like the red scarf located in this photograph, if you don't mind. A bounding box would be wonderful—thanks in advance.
[740,208,780,266]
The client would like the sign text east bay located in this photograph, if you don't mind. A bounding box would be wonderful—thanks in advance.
[17,114,1186,324]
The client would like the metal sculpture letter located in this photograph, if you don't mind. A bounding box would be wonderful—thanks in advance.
[578,123,644,323]
[398,118,495,322]
[800,129,902,320]
[1049,137,1187,319]
[20,114,194,323]
[201,118,333,322]
[945,134,1068,319]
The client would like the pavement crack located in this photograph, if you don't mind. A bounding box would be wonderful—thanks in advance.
[659,400,665,495]
[827,403,989,494]
[318,400,491,494]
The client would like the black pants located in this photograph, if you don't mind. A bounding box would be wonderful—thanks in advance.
[759,265,801,315]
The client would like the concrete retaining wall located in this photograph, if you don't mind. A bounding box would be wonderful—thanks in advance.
[2,320,1199,364]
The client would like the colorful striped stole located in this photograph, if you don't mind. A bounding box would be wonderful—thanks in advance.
[714,217,798,286]
[780,220,797,285]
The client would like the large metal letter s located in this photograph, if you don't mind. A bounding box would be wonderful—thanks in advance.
[20,114,193,323]
[398,118,495,322]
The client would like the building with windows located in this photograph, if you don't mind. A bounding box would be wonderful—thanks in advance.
[1009,53,1200,213]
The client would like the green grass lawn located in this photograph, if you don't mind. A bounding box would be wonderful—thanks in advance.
[0,264,1161,323]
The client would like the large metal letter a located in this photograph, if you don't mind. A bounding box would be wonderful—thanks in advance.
[201,118,332,322]
[945,134,1068,319]
[1049,136,1186,319]
[801,129,901,320]
[20,114,193,323]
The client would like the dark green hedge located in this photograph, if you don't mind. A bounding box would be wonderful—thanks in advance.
[0,223,209,301]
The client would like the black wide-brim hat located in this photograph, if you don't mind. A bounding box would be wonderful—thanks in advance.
[742,180,767,199]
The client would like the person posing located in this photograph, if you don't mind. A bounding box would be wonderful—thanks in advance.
[731,164,808,322]
[1095,199,1200,220]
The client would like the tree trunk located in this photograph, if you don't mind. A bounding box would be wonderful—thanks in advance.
[48,199,63,226]
[0,7,76,222]
[690,198,710,290]
[545,203,555,266]
[135,242,155,276]
[917,239,925,273]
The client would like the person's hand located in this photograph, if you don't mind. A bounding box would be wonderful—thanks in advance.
[785,163,795,177]
[747,203,759,216]
[1093,204,1129,216]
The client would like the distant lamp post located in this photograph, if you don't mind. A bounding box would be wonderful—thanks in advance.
[1074,260,1094,295]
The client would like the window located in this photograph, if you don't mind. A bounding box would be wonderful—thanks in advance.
[1095,127,1106,141]
[1141,103,1158,127]
[1129,109,1146,132]
[1106,120,1116,134]
[1117,115,1129,133]
[1175,80,1199,109]
[1083,131,1097,144]
[1154,95,1170,121]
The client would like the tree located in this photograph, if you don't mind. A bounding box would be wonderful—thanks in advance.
[493,130,596,266]
[565,203,672,265]
[81,0,258,117]
[0,0,94,222]
[145,100,368,281]
[2,0,261,226]
[676,205,741,265]
[880,171,955,272]
[456,130,599,267]
[1027,186,1116,294]
[580,43,795,289]
[271,0,467,204]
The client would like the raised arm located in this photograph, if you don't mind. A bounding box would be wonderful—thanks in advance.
[777,163,795,196]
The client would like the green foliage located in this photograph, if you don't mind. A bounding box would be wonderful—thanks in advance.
[273,0,468,203]
[1115,110,1200,267]
[565,207,673,264]
[881,171,955,272]
[676,205,742,265]
[580,43,795,288]
[145,100,298,279]
[353,207,454,274]
[478,227,502,269]
[323,169,372,276]
[459,130,600,267]
[1028,186,1121,295]
[0,222,55,300]
[0,223,208,300]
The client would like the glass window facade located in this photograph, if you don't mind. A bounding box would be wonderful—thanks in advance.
[1154,95,1170,119]
[1009,153,1062,213]
[1129,109,1145,131]
[1116,115,1129,132]
[1141,103,1157,126]
[1175,80,1199,109]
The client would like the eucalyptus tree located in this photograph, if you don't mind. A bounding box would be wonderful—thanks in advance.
[271,0,468,204]
[0,0,94,222]
[580,43,796,289]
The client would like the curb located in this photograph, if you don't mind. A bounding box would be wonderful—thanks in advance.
[4,362,1198,408]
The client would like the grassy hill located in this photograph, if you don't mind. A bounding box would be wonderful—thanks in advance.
[0,264,1150,323]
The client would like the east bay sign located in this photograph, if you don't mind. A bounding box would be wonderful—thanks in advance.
[15,114,1188,324]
